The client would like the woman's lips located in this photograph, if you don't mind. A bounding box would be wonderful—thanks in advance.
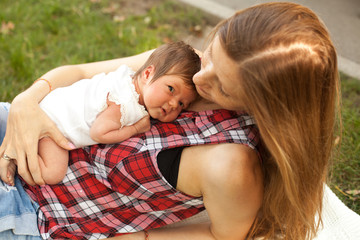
[196,85,209,99]
[196,85,204,94]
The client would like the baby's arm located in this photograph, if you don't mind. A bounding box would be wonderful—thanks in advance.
[90,101,150,144]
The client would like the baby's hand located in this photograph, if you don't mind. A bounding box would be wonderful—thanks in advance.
[133,115,151,134]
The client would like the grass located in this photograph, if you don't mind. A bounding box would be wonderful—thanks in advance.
[0,0,208,100]
[1,0,359,214]
[329,73,360,214]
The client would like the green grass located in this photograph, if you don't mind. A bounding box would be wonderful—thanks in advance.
[0,0,208,100]
[329,73,360,214]
[1,0,359,215]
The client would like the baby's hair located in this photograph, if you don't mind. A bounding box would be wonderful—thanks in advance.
[133,41,200,90]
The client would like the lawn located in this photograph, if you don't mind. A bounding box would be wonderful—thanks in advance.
[1,0,359,214]
[0,0,209,100]
[330,73,360,213]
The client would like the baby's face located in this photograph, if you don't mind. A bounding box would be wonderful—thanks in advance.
[142,75,197,122]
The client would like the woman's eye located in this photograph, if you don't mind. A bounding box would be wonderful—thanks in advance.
[219,86,230,97]
[168,86,174,92]
[179,102,184,108]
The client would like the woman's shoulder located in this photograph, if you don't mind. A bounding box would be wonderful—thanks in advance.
[201,143,262,188]
[180,143,262,194]
[189,143,264,239]
[178,143,261,198]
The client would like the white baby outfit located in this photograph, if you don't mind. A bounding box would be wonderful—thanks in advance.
[39,65,148,148]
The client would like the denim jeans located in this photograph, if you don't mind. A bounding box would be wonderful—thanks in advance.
[0,102,10,146]
[0,102,41,239]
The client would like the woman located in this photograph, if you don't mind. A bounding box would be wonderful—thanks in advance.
[0,2,339,240]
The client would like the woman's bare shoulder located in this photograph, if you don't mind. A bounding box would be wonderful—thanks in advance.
[199,143,263,239]
[199,143,262,189]
[179,143,262,197]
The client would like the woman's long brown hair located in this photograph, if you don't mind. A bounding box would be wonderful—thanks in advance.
[214,2,340,239]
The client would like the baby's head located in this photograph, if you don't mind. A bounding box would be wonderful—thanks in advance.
[134,41,200,122]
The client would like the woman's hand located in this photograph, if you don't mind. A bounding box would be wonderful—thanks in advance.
[0,92,74,185]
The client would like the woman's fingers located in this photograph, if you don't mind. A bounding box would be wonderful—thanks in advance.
[47,123,76,151]
[3,111,38,185]
[0,154,11,183]
[19,140,42,185]
[3,92,73,185]
[0,133,17,184]
[10,95,73,185]
[3,96,44,185]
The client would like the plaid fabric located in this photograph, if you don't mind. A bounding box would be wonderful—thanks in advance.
[24,109,259,240]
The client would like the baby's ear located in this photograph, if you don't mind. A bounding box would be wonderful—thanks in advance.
[142,65,155,82]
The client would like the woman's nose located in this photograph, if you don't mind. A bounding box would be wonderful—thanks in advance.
[193,71,201,84]
[193,69,210,86]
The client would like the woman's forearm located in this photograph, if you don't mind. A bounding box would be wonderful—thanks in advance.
[13,65,86,104]
[107,223,216,240]
[23,49,155,103]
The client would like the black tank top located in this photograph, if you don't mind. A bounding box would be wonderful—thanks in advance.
[157,147,185,188]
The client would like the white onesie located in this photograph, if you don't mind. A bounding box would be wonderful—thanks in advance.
[39,65,148,148]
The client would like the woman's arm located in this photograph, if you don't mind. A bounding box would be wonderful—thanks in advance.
[21,49,156,103]
[197,144,263,240]
[107,223,215,240]
[0,50,154,185]
[106,143,263,240]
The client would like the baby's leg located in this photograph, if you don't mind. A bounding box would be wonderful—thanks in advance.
[38,137,69,185]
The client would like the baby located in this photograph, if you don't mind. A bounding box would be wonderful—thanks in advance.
[6,41,200,185]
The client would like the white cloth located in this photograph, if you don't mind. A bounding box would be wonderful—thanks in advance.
[313,185,360,240]
[168,184,360,240]
[39,65,148,148]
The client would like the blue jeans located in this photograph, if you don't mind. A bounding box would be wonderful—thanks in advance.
[0,102,10,146]
[0,102,41,239]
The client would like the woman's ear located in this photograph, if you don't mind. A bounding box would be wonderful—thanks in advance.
[142,65,155,83]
